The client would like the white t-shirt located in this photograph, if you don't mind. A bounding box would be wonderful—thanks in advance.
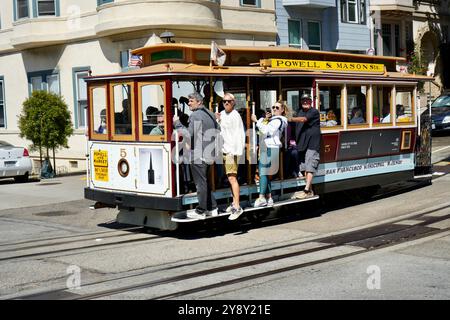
[218,109,245,156]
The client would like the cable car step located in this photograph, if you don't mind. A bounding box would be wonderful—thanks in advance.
[171,195,319,222]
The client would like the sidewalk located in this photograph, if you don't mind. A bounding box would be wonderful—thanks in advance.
[0,174,86,211]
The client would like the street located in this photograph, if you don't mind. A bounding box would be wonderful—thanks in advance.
[0,135,449,301]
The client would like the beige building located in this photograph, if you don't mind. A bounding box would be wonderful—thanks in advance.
[370,0,450,103]
[0,0,277,174]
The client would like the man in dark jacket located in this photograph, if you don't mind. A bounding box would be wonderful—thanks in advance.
[289,93,321,199]
[174,92,218,218]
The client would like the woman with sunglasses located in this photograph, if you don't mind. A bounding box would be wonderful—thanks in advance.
[251,101,288,207]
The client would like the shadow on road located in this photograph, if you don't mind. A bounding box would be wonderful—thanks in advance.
[95,178,435,240]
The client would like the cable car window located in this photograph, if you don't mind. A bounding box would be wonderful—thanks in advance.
[259,90,277,111]
[92,87,107,136]
[318,85,342,127]
[347,85,368,126]
[285,89,311,115]
[396,87,414,123]
[373,85,393,124]
[140,84,165,136]
[112,84,132,135]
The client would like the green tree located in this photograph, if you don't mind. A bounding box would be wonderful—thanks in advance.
[407,47,428,92]
[18,90,74,176]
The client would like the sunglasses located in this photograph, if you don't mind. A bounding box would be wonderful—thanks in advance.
[271,105,281,110]
[223,100,233,104]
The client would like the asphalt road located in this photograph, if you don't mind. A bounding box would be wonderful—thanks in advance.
[0,135,449,301]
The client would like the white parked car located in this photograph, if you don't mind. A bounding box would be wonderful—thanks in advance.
[0,141,32,182]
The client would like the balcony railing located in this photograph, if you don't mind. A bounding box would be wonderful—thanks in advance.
[282,0,336,8]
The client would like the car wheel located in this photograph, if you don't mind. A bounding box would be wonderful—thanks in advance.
[14,172,29,183]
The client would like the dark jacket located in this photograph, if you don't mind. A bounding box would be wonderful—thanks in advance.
[175,106,219,163]
[295,107,321,152]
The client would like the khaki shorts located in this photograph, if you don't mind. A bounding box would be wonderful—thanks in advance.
[224,154,239,175]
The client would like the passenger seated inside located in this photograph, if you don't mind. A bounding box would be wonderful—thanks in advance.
[115,99,132,134]
[325,109,338,126]
[349,108,365,124]
[381,105,391,123]
[96,109,107,134]
[396,104,411,122]
[150,113,165,135]
[143,106,159,134]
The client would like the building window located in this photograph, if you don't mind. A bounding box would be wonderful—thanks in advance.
[341,0,366,24]
[0,77,5,128]
[120,50,130,70]
[36,0,56,16]
[307,21,321,51]
[240,0,259,7]
[28,71,60,95]
[288,19,302,48]
[382,23,400,57]
[97,0,113,5]
[15,0,30,20]
[405,22,414,55]
[73,69,89,128]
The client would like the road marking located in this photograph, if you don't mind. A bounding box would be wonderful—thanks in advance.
[424,211,449,217]
[393,219,423,226]
[428,219,450,230]
[433,145,450,153]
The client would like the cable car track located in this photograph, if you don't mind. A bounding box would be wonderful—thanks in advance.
[12,204,450,300]
[0,234,164,262]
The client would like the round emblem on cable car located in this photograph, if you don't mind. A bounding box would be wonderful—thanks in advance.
[117,159,130,177]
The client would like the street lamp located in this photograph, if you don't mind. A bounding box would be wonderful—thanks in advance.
[160,31,175,43]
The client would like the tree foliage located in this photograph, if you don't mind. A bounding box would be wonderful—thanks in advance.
[407,47,428,92]
[18,90,74,156]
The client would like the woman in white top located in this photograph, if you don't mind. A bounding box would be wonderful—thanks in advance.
[251,101,288,207]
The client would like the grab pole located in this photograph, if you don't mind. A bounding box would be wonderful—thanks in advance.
[174,105,180,197]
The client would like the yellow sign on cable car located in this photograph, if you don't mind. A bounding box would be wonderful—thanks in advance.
[93,150,109,182]
[270,59,385,73]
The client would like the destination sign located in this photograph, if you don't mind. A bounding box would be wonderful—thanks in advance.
[271,59,385,73]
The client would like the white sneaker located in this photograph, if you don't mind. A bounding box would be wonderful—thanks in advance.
[267,198,274,206]
[253,197,267,208]
[228,206,243,221]
[210,208,219,217]
[225,205,234,213]
[186,209,209,220]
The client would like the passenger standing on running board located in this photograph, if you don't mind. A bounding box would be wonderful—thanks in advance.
[215,93,246,220]
[173,92,218,219]
[251,101,288,207]
[289,93,321,199]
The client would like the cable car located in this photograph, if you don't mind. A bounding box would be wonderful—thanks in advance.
[84,43,432,230]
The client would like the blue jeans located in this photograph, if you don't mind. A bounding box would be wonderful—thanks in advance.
[259,147,279,195]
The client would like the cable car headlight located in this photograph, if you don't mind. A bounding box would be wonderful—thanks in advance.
[442,115,450,124]
[118,159,130,177]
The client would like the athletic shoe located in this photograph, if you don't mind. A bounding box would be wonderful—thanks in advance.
[253,197,267,208]
[228,206,244,221]
[267,198,274,206]
[187,208,210,219]
[210,208,219,217]
[225,205,235,213]
[292,189,314,200]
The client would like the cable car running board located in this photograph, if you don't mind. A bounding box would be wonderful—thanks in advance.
[171,195,319,222]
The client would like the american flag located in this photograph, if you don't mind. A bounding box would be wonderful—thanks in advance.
[129,54,142,67]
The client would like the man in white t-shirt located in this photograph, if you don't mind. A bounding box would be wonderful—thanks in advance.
[216,93,246,220]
